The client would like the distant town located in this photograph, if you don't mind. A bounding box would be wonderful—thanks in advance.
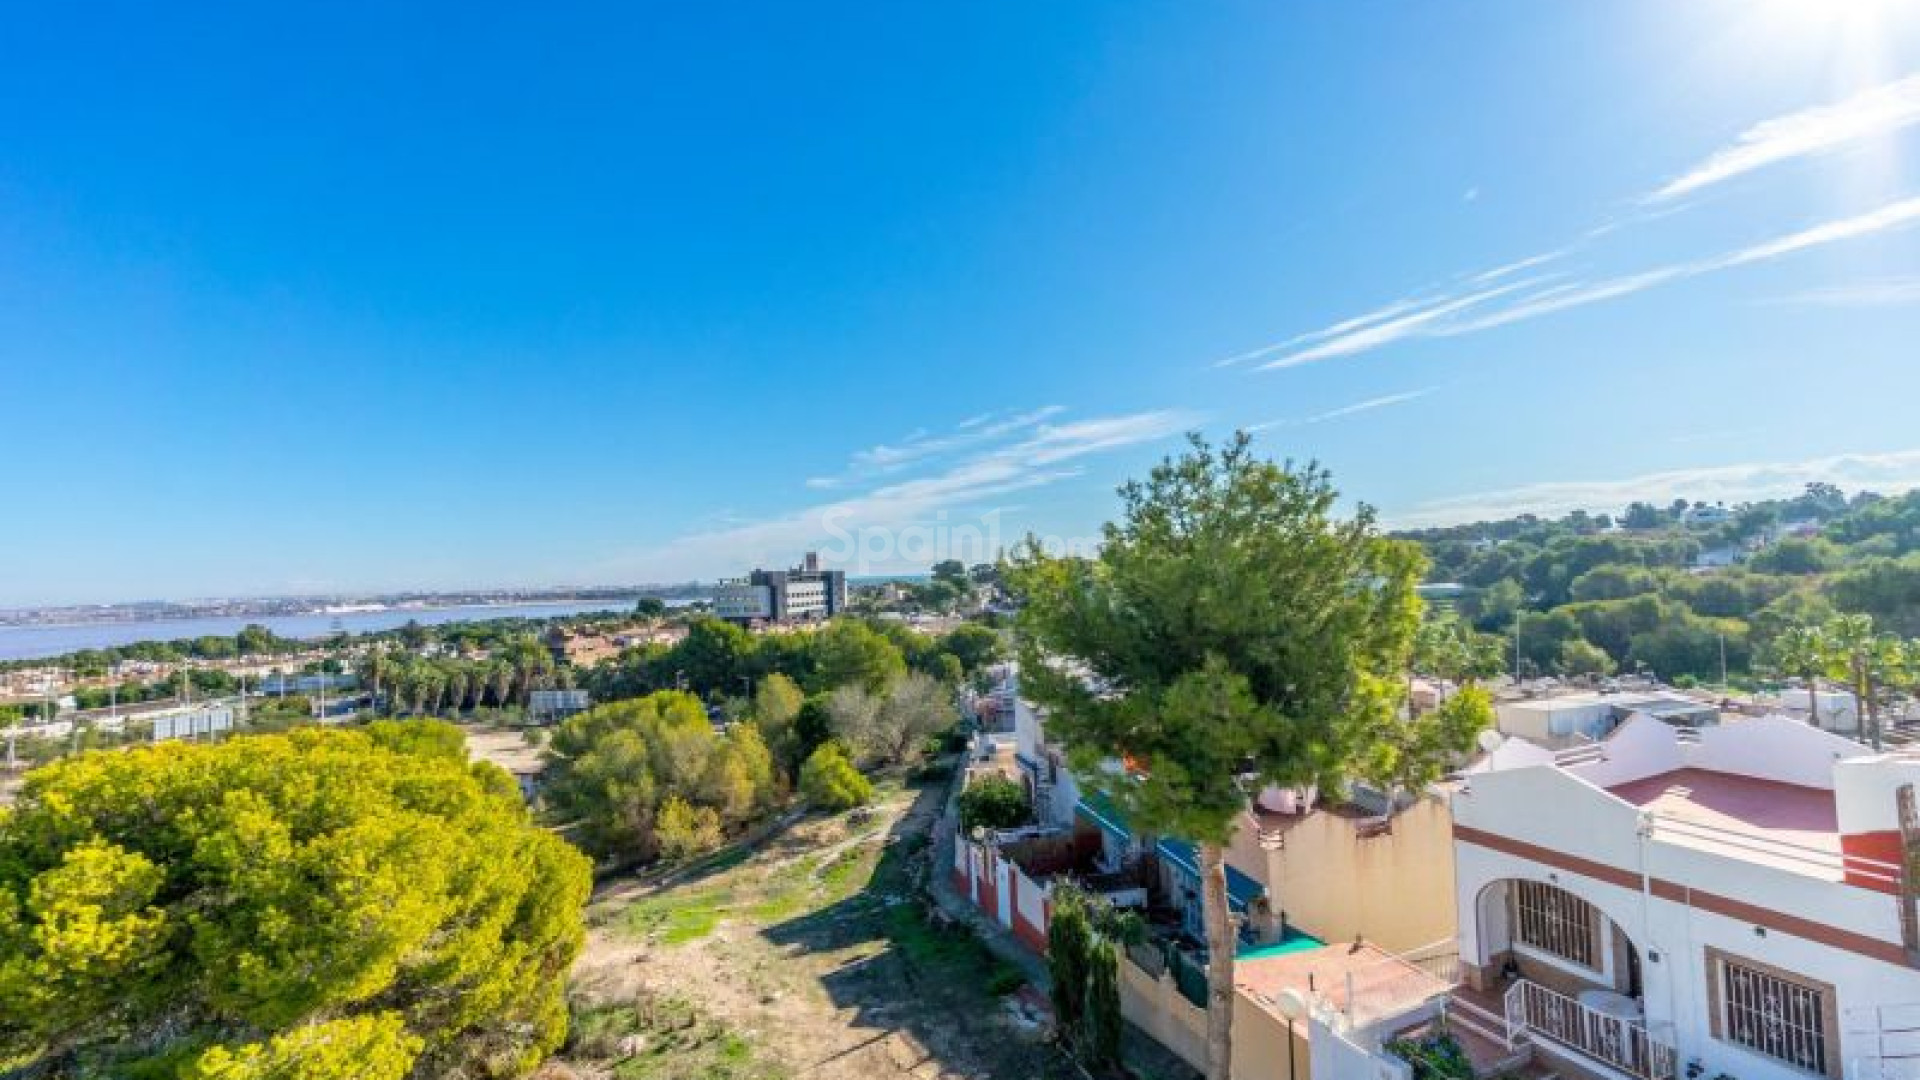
[0,585,710,628]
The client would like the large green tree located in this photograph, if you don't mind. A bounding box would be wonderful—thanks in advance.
[0,725,590,1078]
[809,620,906,695]
[542,691,779,862]
[1009,434,1441,1080]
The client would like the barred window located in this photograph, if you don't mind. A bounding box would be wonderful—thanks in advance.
[1511,880,1599,970]
[1719,956,1830,1077]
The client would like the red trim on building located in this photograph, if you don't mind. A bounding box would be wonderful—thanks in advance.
[1842,830,1904,895]
[1013,909,1048,953]
[1455,823,1911,968]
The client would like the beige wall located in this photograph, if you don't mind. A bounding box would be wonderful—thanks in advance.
[1119,958,1311,1080]
[1229,795,1457,955]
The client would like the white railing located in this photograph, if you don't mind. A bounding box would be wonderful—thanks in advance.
[1396,939,1461,986]
[1505,979,1677,1080]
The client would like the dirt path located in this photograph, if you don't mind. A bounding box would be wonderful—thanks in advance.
[558,776,1079,1080]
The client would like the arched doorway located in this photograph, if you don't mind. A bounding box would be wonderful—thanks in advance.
[1470,878,1674,1079]
[1472,878,1643,999]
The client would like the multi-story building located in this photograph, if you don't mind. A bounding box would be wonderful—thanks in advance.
[1450,713,1920,1080]
[712,552,848,625]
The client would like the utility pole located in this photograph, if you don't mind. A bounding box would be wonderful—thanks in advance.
[1718,632,1729,688]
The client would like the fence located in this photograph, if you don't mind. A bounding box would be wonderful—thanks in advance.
[1505,979,1677,1080]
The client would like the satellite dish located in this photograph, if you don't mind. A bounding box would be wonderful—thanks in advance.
[1274,988,1309,1020]
[1477,729,1506,754]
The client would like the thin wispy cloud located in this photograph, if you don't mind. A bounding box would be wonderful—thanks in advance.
[806,405,1066,489]
[1250,386,1439,432]
[1387,448,1920,530]
[1254,194,1920,367]
[1647,73,1920,204]
[603,407,1198,579]
[1255,279,1543,370]
[1212,295,1433,369]
[1467,249,1568,286]
[1770,275,1920,307]
[1227,74,1920,375]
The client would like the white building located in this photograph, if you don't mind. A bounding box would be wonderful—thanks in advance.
[1005,666,1088,835]
[1693,545,1745,570]
[1496,690,1720,748]
[712,580,774,622]
[1758,688,1864,736]
[1683,506,1736,528]
[1450,715,1920,1080]
[149,701,234,741]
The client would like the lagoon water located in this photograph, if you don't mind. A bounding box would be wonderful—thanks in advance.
[0,600,670,662]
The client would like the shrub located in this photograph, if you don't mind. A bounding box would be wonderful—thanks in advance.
[656,796,724,861]
[958,774,1031,833]
[798,743,873,810]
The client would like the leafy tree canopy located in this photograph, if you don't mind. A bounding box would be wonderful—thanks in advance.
[0,727,591,1079]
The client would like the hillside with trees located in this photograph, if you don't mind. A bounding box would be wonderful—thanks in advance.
[1399,483,1920,684]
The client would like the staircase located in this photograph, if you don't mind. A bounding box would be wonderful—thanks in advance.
[1447,985,1535,1076]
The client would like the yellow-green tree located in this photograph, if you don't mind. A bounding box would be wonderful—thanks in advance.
[543,691,782,861]
[0,725,591,1078]
[797,743,872,810]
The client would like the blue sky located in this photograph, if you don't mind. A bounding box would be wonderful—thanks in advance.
[5,1,1920,606]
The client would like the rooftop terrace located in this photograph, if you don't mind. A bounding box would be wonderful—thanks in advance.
[1606,767,1839,852]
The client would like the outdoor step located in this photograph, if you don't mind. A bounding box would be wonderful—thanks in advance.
[1448,1021,1534,1078]
[1448,1008,1508,1047]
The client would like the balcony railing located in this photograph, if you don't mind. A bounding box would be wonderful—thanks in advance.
[1505,979,1677,1080]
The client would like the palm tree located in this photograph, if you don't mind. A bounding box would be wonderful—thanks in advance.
[1822,614,1887,750]
[487,660,515,710]
[446,666,471,715]
[1771,625,1828,727]
[508,638,555,706]
[358,651,392,715]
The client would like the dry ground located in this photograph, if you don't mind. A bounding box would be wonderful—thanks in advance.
[554,775,1080,1080]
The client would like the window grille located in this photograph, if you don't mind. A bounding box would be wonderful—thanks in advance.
[1512,880,1599,969]
[1720,956,1828,1076]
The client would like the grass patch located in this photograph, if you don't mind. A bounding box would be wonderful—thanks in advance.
[623,888,734,945]
[695,843,757,876]
[569,993,787,1080]
[862,832,1012,998]
[816,847,873,900]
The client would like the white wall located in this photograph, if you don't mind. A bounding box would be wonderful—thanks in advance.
[1693,716,1861,791]
[1836,756,1920,835]
[1561,714,1685,789]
